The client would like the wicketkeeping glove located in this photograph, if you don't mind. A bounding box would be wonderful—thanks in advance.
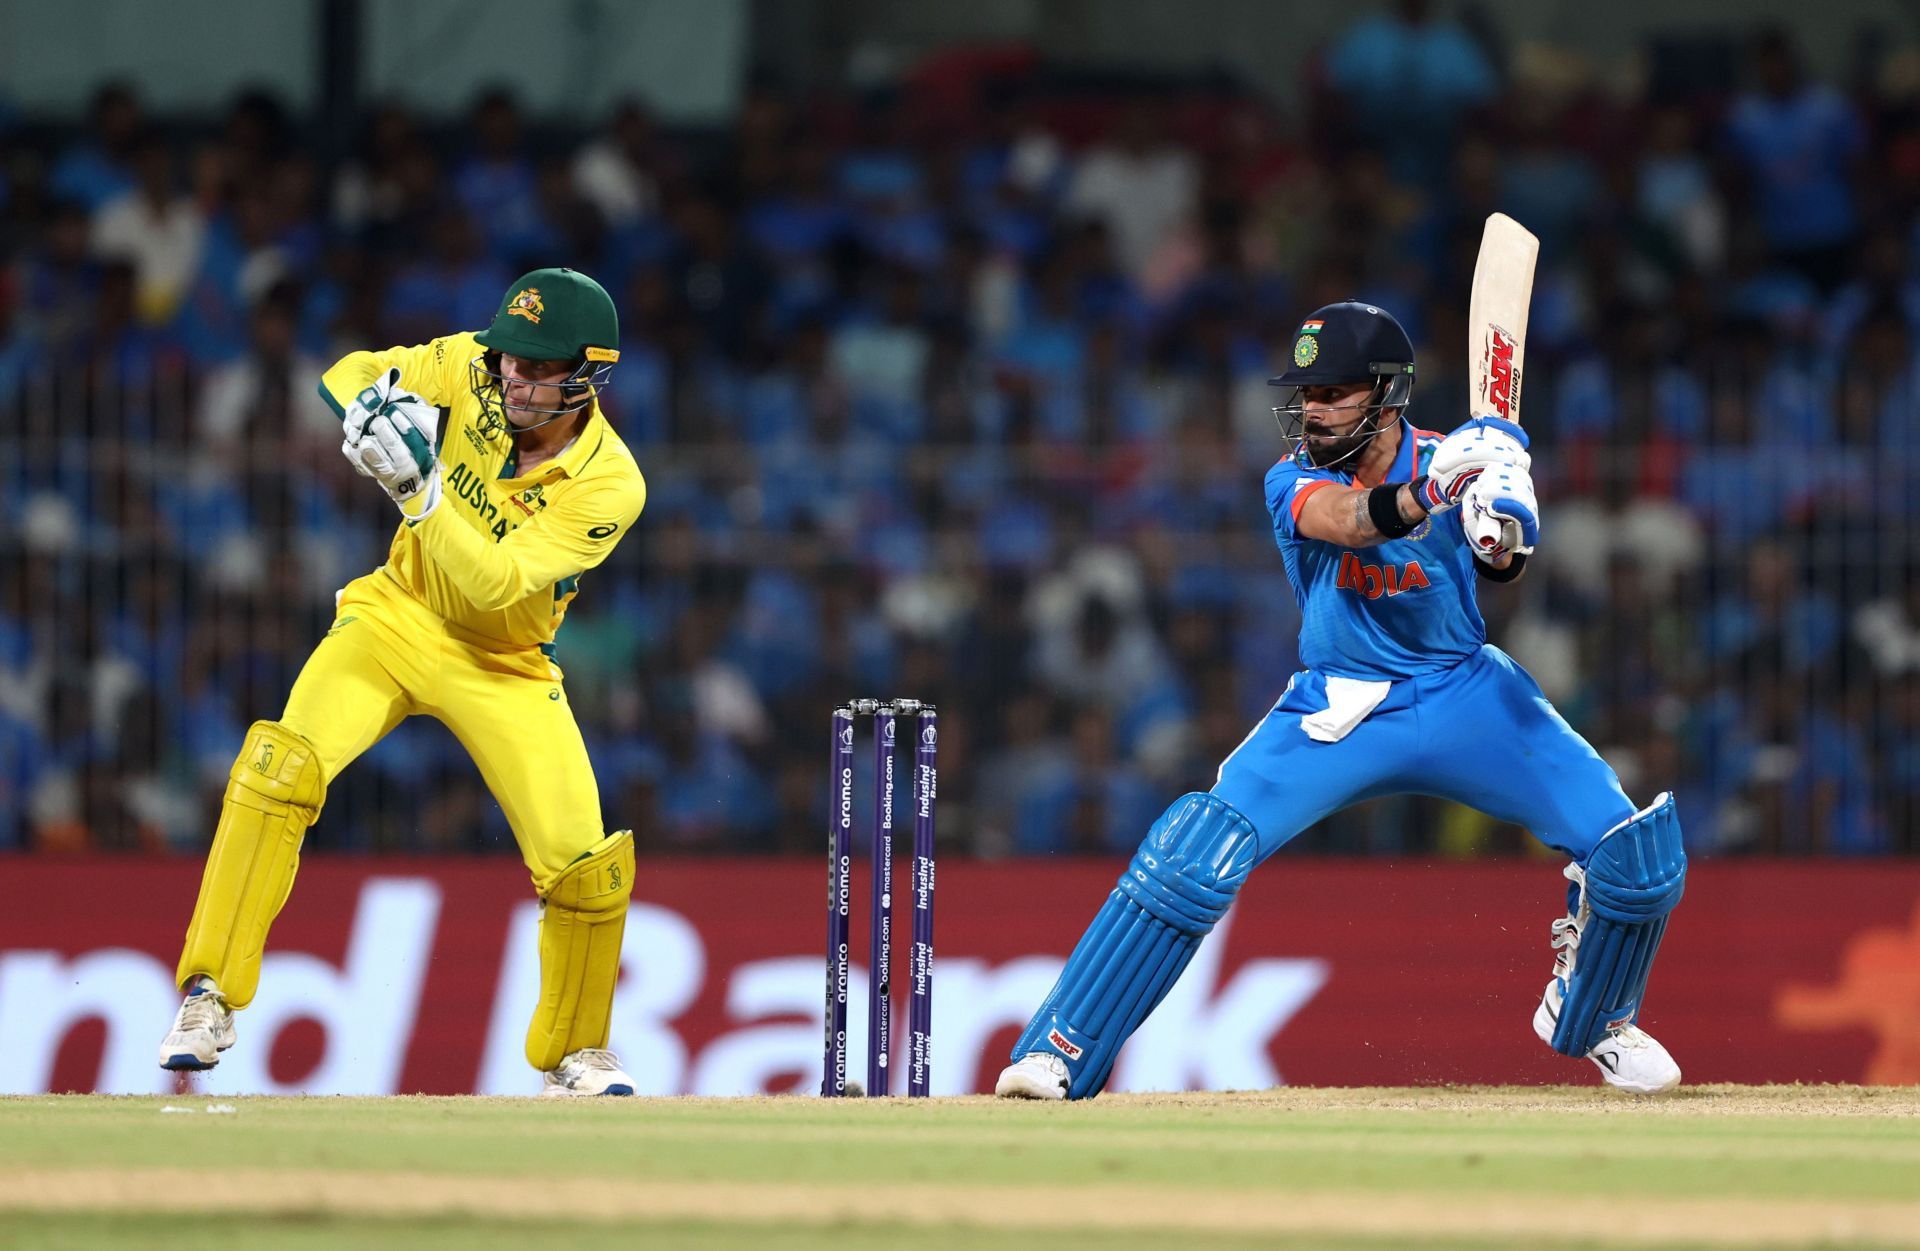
[1460,464,1539,563]
[1417,415,1531,514]
[340,367,444,518]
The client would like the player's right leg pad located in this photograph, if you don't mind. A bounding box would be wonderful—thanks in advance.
[1011,792,1259,1098]
[525,830,635,1073]
[175,720,327,1009]
[1551,792,1686,1056]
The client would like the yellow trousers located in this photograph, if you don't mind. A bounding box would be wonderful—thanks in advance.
[284,570,607,890]
[176,569,632,1071]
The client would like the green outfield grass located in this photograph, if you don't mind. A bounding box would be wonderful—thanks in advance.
[3,1087,1917,1249]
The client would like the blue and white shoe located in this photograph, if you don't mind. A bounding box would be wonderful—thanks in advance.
[1534,977,1682,1094]
[540,1049,636,1097]
[159,986,236,1071]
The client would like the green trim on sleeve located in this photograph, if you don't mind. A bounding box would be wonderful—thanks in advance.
[316,379,347,419]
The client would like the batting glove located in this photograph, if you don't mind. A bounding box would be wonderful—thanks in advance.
[1460,464,1539,563]
[1420,416,1531,513]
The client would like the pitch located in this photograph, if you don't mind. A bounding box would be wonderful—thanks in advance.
[2,1087,1916,1249]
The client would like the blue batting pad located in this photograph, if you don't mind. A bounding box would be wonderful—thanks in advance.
[1550,792,1686,1056]
[1012,792,1259,1098]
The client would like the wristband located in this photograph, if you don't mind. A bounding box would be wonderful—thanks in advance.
[1474,551,1528,582]
[1368,484,1418,539]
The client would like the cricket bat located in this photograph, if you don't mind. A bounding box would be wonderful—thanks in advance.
[1468,212,1539,424]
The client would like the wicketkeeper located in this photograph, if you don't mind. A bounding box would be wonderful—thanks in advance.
[160,268,647,1095]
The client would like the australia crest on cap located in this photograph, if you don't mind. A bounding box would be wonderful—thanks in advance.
[507,287,544,323]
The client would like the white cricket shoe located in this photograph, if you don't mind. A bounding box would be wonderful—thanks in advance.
[158,988,236,1072]
[1533,978,1682,1094]
[540,1048,636,1097]
[995,1052,1069,1100]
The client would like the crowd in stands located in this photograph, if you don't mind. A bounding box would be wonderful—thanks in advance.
[5,9,1920,857]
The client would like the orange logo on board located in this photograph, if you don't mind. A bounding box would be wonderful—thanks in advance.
[507,287,544,323]
[1775,901,1920,1083]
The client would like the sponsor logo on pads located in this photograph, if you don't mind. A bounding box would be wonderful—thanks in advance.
[1047,1028,1084,1060]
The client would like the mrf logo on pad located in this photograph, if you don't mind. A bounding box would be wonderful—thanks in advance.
[1047,1028,1084,1060]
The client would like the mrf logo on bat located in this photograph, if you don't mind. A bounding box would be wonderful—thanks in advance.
[1479,325,1520,420]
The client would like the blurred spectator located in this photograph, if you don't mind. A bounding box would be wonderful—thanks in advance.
[195,283,336,461]
[71,259,172,377]
[1823,230,1920,356]
[573,100,663,228]
[383,208,511,340]
[830,266,930,407]
[1854,570,1920,677]
[1550,455,1705,604]
[1725,27,1866,289]
[1703,540,1842,674]
[1064,103,1197,280]
[1323,0,1498,188]
[1637,105,1726,274]
[332,103,425,238]
[221,90,294,189]
[49,82,143,211]
[1498,71,1601,261]
[90,130,205,325]
[1011,706,1163,853]
[16,199,100,356]
[453,89,541,258]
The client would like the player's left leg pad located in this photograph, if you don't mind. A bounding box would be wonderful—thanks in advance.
[1012,792,1258,1098]
[1551,792,1686,1056]
[525,830,635,1071]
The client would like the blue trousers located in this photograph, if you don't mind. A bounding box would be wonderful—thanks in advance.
[1213,645,1635,864]
[1009,645,1642,1096]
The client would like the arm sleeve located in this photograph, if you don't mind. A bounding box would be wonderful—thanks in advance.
[317,335,467,417]
[408,473,646,612]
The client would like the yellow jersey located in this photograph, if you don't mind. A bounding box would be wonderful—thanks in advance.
[318,330,646,655]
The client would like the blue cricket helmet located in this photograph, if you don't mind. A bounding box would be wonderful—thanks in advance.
[1269,301,1416,408]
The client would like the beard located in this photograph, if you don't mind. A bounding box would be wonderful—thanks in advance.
[1303,415,1380,468]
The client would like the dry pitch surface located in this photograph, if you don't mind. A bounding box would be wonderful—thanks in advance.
[2,1086,1917,1249]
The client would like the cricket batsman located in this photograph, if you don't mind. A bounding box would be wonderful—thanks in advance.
[159,268,646,1096]
[998,302,1687,1099]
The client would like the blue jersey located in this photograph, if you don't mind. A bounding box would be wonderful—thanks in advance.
[1265,418,1486,680]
